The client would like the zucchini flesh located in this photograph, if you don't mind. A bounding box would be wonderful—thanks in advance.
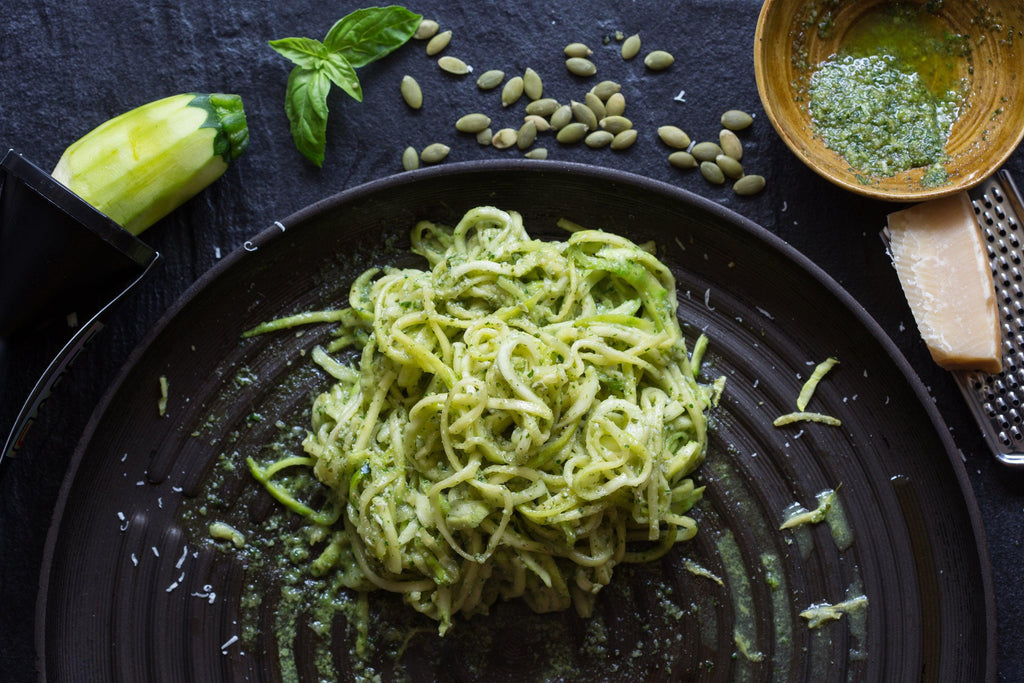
[52,92,248,235]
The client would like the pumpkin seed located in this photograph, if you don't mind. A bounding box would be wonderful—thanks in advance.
[438,56,472,75]
[525,98,560,117]
[715,154,744,179]
[657,125,691,150]
[668,151,697,169]
[502,76,524,107]
[585,130,614,148]
[721,109,754,131]
[525,147,549,159]
[571,100,598,130]
[491,128,519,149]
[456,113,491,134]
[402,146,419,171]
[733,174,766,196]
[584,92,606,121]
[644,50,675,71]
[550,104,573,130]
[719,129,743,160]
[517,120,538,149]
[691,141,724,162]
[426,30,451,56]
[610,128,637,150]
[523,68,543,100]
[599,115,632,134]
[477,128,493,146]
[614,30,624,41]
[400,75,423,110]
[420,143,450,164]
[556,122,588,144]
[477,69,505,90]
[591,80,621,101]
[700,160,725,184]
[414,19,439,40]
[566,57,597,77]
[621,33,641,60]
[604,92,626,117]
[564,42,593,58]
[524,114,551,132]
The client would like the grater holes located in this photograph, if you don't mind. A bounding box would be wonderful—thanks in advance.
[993,185,1005,203]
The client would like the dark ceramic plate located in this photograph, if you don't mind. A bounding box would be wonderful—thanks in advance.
[37,161,994,682]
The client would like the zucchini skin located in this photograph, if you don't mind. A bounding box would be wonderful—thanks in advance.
[52,92,249,235]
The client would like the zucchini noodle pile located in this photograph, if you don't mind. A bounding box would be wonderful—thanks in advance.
[246,206,722,634]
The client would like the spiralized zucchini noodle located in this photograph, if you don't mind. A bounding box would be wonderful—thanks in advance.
[244,206,723,634]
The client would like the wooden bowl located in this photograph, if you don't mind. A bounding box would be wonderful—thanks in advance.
[755,0,1024,202]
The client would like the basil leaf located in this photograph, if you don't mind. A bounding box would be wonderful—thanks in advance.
[269,36,329,70]
[321,53,362,102]
[323,6,422,68]
[283,67,331,167]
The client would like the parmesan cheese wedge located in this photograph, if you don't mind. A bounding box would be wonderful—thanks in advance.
[887,191,1002,374]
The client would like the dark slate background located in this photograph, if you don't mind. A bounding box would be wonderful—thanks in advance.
[1,1,1021,680]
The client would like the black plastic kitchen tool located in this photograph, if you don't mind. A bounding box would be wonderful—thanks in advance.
[0,149,159,468]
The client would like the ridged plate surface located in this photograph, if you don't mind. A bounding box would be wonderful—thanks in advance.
[38,161,993,682]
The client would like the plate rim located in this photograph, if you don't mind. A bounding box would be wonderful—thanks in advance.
[34,159,997,679]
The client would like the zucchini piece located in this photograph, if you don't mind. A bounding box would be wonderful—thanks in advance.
[52,92,249,235]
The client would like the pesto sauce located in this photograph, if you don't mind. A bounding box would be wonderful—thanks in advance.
[807,3,969,182]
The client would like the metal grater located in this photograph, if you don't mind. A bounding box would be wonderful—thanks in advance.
[958,170,1024,467]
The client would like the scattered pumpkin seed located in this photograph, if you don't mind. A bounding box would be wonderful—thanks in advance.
[402,146,419,171]
[525,147,549,159]
[585,130,614,148]
[564,42,593,58]
[477,69,505,90]
[476,128,493,146]
[599,115,632,134]
[691,141,724,162]
[700,160,725,184]
[584,92,606,121]
[525,98,560,117]
[721,109,754,131]
[719,129,743,160]
[400,75,423,110]
[610,128,637,150]
[566,57,597,77]
[517,120,538,149]
[438,56,472,75]
[426,30,451,56]
[733,174,766,196]
[420,143,450,164]
[556,122,588,144]
[614,30,624,41]
[456,113,491,134]
[669,151,697,169]
[591,80,621,101]
[644,50,675,71]
[621,33,641,60]
[491,128,519,149]
[414,19,439,40]
[604,92,626,117]
[550,105,573,130]
[715,154,744,179]
[523,68,544,100]
[502,76,524,107]
[524,114,551,132]
[571,100,598,130]
[657,125,691,150]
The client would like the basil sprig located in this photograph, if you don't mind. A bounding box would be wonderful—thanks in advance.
[270,6,422,167]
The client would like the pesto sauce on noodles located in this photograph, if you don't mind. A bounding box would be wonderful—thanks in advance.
[245,206,719,636]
